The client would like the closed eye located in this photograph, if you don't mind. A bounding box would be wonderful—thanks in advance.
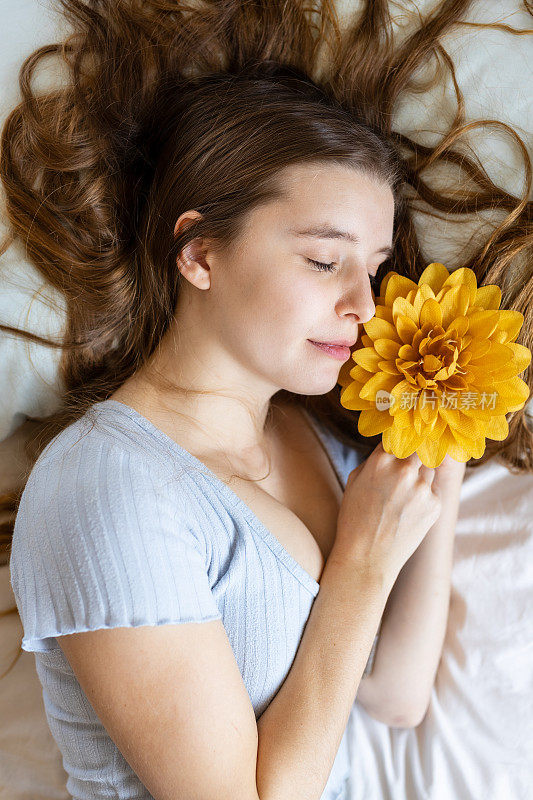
[307,258,336,272]
[307,257,383,287]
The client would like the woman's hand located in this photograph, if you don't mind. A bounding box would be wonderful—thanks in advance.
[354,447,467,726]
[432,453,467,488]
[333,441,442,588]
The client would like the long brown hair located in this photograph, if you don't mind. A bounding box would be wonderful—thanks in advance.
[1,2,532,577]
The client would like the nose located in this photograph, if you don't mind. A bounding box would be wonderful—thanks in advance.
[336,275,376,324]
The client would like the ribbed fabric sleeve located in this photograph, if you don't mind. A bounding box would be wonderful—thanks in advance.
[10,436,222,653]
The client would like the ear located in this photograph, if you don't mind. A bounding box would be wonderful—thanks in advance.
[174,210,211,290]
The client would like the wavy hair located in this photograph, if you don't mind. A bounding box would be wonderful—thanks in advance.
[1,2,532,664]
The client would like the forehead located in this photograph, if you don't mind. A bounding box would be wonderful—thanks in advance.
[280,160,392,208]
[268,163,395,239]
[233,163,395,252]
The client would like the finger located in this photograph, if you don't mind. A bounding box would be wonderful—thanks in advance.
[419,464,435,483]
[348,462,365,480]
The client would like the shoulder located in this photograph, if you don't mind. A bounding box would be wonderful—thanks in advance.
[10,406,223,651]
[15,405,214,554]
[30,403,171,475]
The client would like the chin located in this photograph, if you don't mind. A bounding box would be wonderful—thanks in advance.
[284,373,341,396]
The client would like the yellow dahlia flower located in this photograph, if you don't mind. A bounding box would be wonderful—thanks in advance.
[337,262,531,468]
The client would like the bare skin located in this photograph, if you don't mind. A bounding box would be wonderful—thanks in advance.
[110,161,393,582]
[112,162,390,450]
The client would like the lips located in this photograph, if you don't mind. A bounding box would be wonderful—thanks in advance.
[310,339,357,347]
[308,340,353,361]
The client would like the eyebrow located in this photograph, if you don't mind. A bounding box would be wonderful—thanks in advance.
[290,224,393,257]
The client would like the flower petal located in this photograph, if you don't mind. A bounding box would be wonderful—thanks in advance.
[340,382,375,410]
[384,274,419,308]
[470,343,530,382]
[432,414,448,438]
[492,376,531,412]
[413,284,436,318]
[379,270,400,298]
[419,297,442,328]
[353,347,382,371]
[374,338,401,359]
[467,310,500,339]
[439,267,478,304]
[390,407,414,428]
[490,310,524,344]
[475,284,501,311]
[413,406,425,435]
[396,314,419,345]
[496,342,531,375]
[390,379,418,406]
[375,305,394,324]
[418,390,438,424]
[392,296,419,327]
[466,338,491,360]
[381,427,393,453]
[359,372,399,401]
[455,411,486,439]
[484,414,509,441]
[337,360,352,387]
[364,317,401,343]
[438,404,462,428]
[416,430,450,467]
[385,421,425,458]
[349,364,374,383]
[358,409,394,437]
[378,360,401,375]
[449,425,486,459]
[418,262,450,294]
[398,343,419,361]
[446,316,469,339]
[444,374,469,390]
[473,341,514,369]
[423,354,442,372]
[438,426,476,461]
[440,285,471,328]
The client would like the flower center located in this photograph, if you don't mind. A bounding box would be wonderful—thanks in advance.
[397,322,471,391]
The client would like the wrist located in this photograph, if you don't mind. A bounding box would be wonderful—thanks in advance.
[326,545,396,596]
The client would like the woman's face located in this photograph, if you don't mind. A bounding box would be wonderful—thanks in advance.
[176,162,395,400]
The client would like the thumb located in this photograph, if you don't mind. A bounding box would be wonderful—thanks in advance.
[347,461,365,481]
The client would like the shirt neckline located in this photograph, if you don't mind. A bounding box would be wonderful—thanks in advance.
[92,398,347,596]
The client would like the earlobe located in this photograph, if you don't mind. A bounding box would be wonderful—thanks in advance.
[176,245,211,290]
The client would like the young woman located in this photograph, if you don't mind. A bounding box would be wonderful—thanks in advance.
[1,2,531,799]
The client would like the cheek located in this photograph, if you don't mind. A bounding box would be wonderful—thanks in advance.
[219,257,326,348]
[236,258,301,312]
[260,273,321,337]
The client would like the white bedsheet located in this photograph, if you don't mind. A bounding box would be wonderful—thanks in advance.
[347,457,533,799]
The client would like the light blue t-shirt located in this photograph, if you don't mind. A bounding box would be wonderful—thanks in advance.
[10,398,374,800]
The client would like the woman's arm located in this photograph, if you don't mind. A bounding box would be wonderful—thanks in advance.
[355,456,466,727]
